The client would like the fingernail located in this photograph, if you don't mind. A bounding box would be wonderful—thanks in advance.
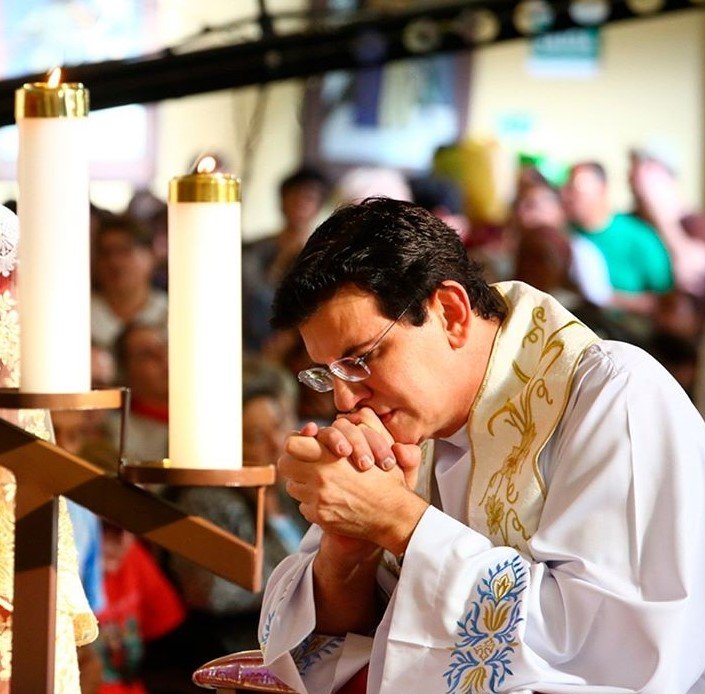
[359,455,373,470]
[336,442,349,456]
[381,456,396,471]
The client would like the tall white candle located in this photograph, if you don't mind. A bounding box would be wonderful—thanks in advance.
[168,158,242,469]
[15,69,91,393]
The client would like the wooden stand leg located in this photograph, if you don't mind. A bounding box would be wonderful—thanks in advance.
[11,483,58,693]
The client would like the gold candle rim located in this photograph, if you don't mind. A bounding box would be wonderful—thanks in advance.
[169,173,241,203]
[15,82,89,119]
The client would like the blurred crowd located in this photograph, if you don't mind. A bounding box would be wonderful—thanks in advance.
[4,141,704,691]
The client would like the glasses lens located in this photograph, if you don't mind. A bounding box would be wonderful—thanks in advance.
[297,368,334,393]
[329,358,371,382]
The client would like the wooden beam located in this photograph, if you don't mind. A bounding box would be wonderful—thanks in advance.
[0,417,262,590]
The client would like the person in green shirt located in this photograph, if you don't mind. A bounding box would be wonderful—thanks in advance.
[563,161,673,315]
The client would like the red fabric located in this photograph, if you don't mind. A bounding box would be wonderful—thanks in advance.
[96,540,185,694]
[336,664,369,694]
[130,397,168,424]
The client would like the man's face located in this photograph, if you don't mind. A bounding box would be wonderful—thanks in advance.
[243,395,292,466]
[299,285,463,444]
[94,229,154,293]
[562,166,606,226]
[515,186,565,231]
[124,326,168,401]
[281,184,324,230]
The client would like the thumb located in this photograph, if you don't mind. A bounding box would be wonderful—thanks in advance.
[392,442,422,490]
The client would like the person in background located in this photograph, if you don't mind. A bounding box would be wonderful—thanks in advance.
[126,190,169,292]
[167,358,307,674]
[628,147,705,300]
[563,161,673,316]
[95,523,185,694]
[242,357,310,550]
[512,223,641,344]
[108,322,168,463]
[243,166,329,353]
[262,331,337,428]
[91,214,167,350]
[512,175,613,307]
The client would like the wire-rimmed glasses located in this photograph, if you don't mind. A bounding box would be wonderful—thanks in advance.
[297,304,411,393]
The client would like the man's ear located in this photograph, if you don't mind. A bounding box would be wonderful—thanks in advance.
[431,281,472,348]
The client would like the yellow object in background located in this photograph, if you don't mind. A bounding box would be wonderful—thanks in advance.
[433,138,512,226]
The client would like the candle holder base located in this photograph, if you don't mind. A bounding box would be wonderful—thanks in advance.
[119,459,276,487]
[0,387,130,465]
[0,387,125,410]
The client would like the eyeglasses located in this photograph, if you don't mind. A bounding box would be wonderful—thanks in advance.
[298,304,411,393]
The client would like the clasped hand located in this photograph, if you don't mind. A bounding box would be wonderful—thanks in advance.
[278,408,428,555]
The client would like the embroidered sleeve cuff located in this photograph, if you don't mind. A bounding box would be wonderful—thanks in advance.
[292,633,346,676]
[389,506,493,644]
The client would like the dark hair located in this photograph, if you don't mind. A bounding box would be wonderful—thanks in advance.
[649,332,698,367]
[571,161,607,183]
[113,320,166,382]
[279,166,328,197]
[271,197,506,330]
[95,213,153,249]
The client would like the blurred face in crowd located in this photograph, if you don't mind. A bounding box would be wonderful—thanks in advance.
[53,410,88,456]
[627,154,680,218]
[562,166,608,229]
[94,228,154,295]
[102,524,134,574]
[281,183,325,231]
[243,395,293,466]
[514,185,566,232]
[123,325,168,402]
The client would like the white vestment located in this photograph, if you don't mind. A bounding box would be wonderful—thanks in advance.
[260,341,705,693]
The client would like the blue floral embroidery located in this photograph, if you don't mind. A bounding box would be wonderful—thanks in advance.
[444,556,527,693]
[291,633,344,676]
[259,611,274,654]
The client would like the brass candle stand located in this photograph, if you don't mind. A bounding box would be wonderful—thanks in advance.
[118,459,276,638]
[0,387,275,693]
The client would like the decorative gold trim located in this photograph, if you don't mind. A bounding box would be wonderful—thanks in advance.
[169,173,241,203]
[466,283,599,554]
[15,83,89,119]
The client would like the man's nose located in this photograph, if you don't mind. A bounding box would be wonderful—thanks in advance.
[332,378,370,413]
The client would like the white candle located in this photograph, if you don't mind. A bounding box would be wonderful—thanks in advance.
[15,68,91,393]
[168,158,242,469]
